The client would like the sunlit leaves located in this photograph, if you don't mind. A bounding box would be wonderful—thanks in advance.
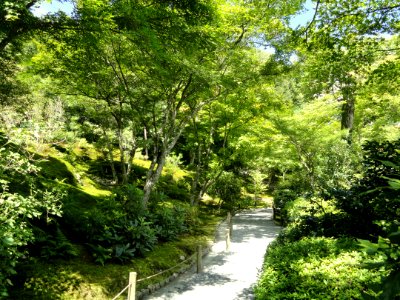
[0,147,64,297]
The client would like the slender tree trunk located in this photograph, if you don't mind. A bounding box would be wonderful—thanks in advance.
[103,129,118,184]
[190,176,198,206]
[190,144,202,206]
[142,125,184,207]
[341,97,355,143]
[143,127,148,159]
[117,127,128,184]
[340,84,355,144]
[125,128,137,180]
[142,136,161,207]
[141,74,219,208]
[190,115,218,206]
[107,149,118,184]
[190,164,201,206]
[142,151,167,208]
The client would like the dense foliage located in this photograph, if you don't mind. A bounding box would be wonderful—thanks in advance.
[0,0,399,298]
[0,144,64,297]
[334,140,400,238]
[257,142,400,299]
[255,237,382,299]
[254,0,400,298]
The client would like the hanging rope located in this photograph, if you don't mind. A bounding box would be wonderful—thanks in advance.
[111,282,131,300]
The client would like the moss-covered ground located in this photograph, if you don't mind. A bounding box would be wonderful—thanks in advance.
[9,141,226,300]
[12,212,222,300]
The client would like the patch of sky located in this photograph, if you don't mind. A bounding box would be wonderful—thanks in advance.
[31,0,316,27]
[255,0,315,54]
[31,0,74,17]
[289,0,315,29]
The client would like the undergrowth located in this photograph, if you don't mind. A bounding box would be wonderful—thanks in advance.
[255,237,383,299]
[8,141,226,299]
[10,211,222,300]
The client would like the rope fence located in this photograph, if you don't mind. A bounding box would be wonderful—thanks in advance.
[111,272,136,300]
[111,212,233,300]
[111,283,131,300]
[137,253,196,283]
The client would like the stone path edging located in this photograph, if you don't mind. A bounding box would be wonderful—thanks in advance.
[135,216,229,299]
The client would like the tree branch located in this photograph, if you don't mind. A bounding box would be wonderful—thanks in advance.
[302,0,320,42]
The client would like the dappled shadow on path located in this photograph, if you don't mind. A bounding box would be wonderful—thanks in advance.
[162,272,232,295]
[142,208,281,300]
[231,208,281,244]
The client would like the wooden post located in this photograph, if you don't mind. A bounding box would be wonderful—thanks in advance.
[127,272,137,300]
[227,211,233,238]
[226,228,231,251]
[197,245,203,273]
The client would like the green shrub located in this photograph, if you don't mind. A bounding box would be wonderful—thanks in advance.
[62,187,157,264]
[113,184,145,214]
[0,148,64,298]
[278,197,352,242]
[149,190,168,204]
[124,217,158,255]
[357,172,400,300]
[31,226,78,260]
[151,204,188,241]
[182,205,201,232]
[255,237,382,300]
[333,140,400,238]
[273,188,297,209]
[238,195,255,209]
[90,214,157,262]
[272,185,299,225]
[154,172,191,202]
[209,171,242,210]
[359,227,400,300]
[88,216,158,264]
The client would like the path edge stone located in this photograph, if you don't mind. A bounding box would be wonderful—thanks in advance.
[135,217,229,299]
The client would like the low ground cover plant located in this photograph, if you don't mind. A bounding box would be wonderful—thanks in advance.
[255,237,383,299]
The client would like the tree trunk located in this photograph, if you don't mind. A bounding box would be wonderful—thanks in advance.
[103,129,118,184]
[190,143,202,206]
[125,128,137,181]
[340,85,355,143]
[341,98,355,141]
[143,127,148,159]
[142,152,167,208]
[117,127,128,184]
[107,149,118,184]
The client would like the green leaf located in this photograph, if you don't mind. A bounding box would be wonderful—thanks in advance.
[381,270,400,300]
[2,237,14,246]
[388,230,400,245]
[379,160,399,169]
[377,236,390,249]
[388,179,400,190]
[379,160,400,170]
[358,239,379,255]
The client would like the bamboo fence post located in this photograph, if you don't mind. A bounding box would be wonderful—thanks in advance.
[197,245,203,273]
[227,211,233,237]
[226,228,231,251]
[127,272,137,300]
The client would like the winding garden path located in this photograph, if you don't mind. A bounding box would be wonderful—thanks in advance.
[142,208,281,300]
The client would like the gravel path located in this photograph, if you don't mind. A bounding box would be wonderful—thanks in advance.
[142,208,281,300]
